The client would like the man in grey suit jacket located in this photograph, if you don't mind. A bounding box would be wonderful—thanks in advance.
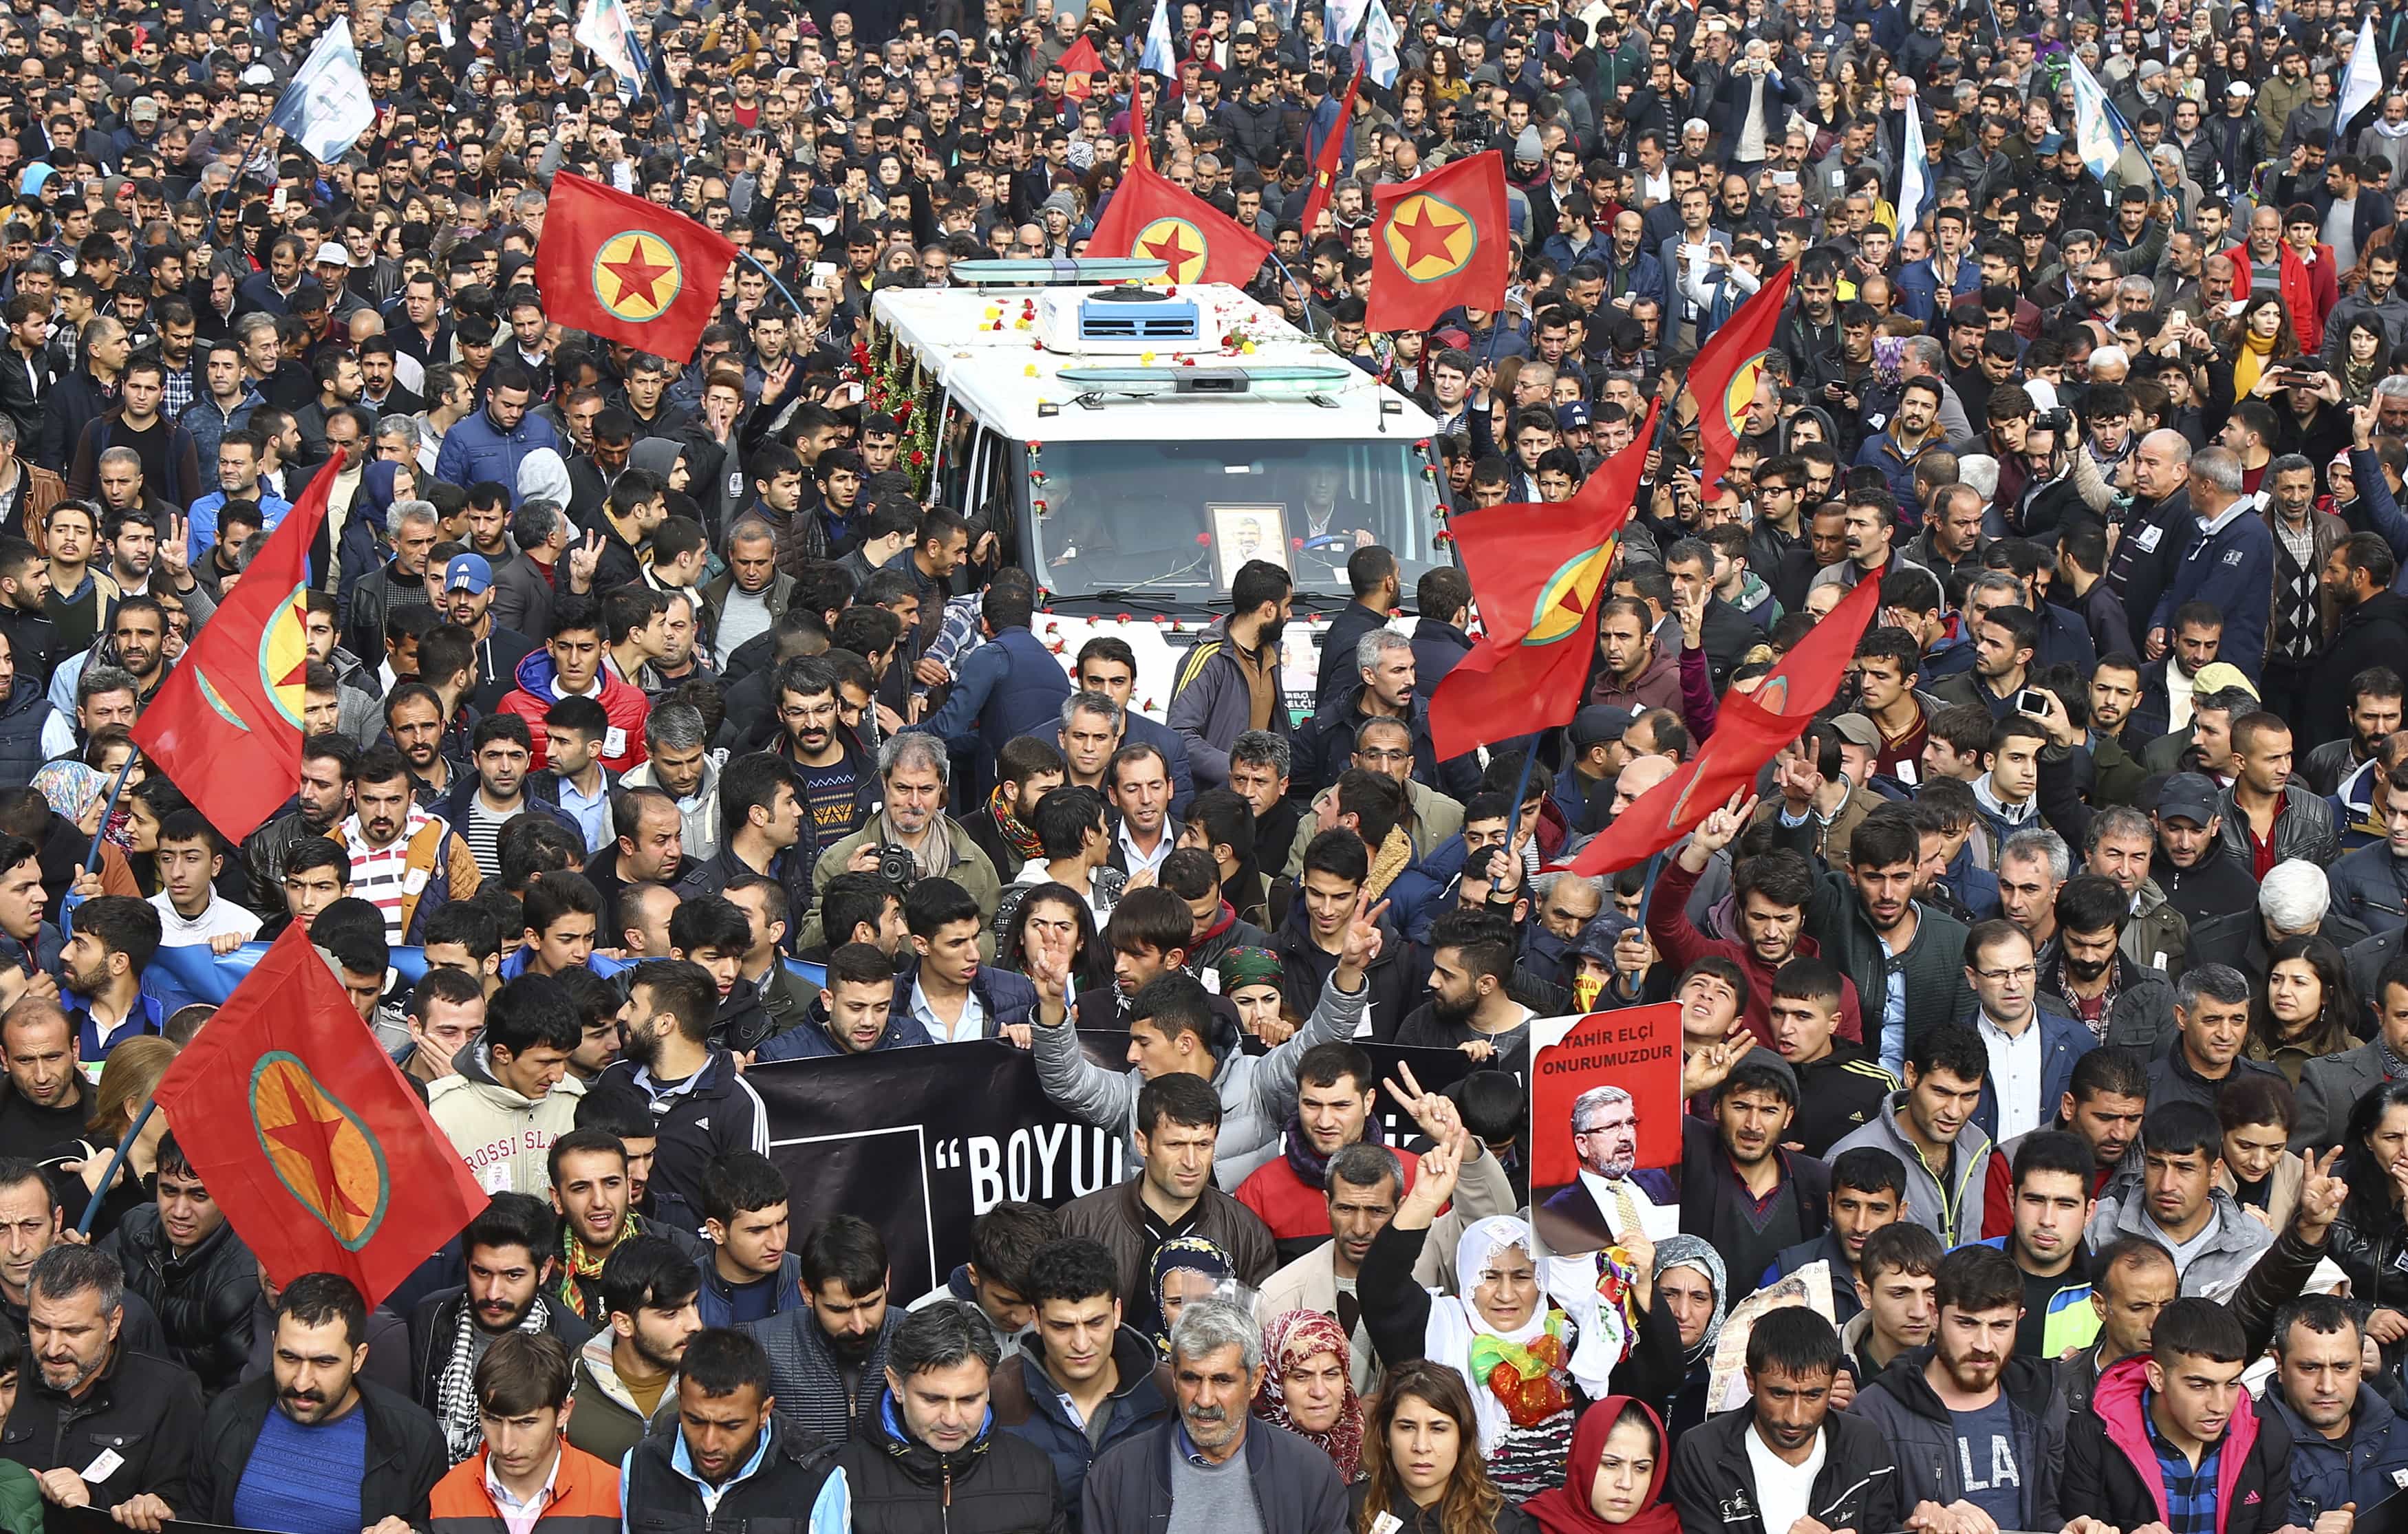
[2294,951,2408,1149]
[493,498,572,639]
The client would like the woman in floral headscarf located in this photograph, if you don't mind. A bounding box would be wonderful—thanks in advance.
[1254,1309,1364,1482]
[1360,1144,1622,1502]
[1148,1235,1231,1359]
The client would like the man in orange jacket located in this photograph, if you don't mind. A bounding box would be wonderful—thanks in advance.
[429,1332,621,1534]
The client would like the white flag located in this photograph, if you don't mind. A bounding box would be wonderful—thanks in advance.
[2341,14,2384,147]
[2065,53,2130,185]
[1353,1,1401,87]
[1141,0,1176,77]
[1327,0,1373,51]
[576,0,646,100]
[1897,102,1928,239]
[269,19,376,163]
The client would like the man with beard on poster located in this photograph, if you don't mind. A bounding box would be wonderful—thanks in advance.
[1536,1083,1681,1253]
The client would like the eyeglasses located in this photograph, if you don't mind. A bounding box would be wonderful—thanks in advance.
[1975,964,2037,983]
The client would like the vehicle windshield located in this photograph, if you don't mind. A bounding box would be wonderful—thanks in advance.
[1024,438,1441,601]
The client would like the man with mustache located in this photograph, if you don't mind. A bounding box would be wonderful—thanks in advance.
[402,1194,592,1465]
[123,1274,443,1534]
[1853,1245,2067,1534]
[2085,1101,2275,1297]
[742,1213,903,1447]
[0,1244,200,1525]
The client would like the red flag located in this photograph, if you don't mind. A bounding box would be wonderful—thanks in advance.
[1688,261,1793,497]
[534,171,740,360]
[151,926,490,1307]
[1088,164,1271,285]
[1551,571,1884,878]
[1298,70,1363,239]
[129,466,336,842]
[1059,35,1103,96]
[1365,151,1508,334]
[1428,404,1657,760]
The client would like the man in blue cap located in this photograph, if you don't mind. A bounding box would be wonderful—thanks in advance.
[438,552,539,714]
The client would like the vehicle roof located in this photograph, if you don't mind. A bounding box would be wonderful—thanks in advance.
[872,281,1439,443]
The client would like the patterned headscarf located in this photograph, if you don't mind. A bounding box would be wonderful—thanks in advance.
[31,761,105,828]
[1217,946,1283,994]
[1148,1234,1232,1357]
[1254,1309,1364,1481]
[1652,1234,1729,1368]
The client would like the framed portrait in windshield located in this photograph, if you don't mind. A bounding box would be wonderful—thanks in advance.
[1209,505,1289,587]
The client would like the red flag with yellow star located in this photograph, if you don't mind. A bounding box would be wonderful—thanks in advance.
[1428,402,1657,761]
[150,925,490,1307]
[1087,164,1271,287]
[534,171,740,360]
[1366,151,1507,334]
[130,462,337,842]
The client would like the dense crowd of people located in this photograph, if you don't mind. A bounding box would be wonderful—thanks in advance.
[0,0,2401,1529]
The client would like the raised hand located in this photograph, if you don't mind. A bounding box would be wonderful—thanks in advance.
[158,512,190,579]
[2295,1145,2348,1239]
[567,530,603,592]
[1692,791,1759,856]
[1338,892,1388,977]
[1395,1134,1464,1228]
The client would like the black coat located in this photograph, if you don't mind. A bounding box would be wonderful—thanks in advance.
[839,1388,1066,1534]
[0,1344,202,1506]
[2303,591,2408,753]
[1668,1397,1901,1534]
[98,1205,259,1394]
[404,1287,592,1407]
[2061,1356,2291,1534]
[1315,599,1391,704]
[186,1375,443,1526]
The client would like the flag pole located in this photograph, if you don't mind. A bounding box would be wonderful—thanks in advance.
[83,750,138,876]
[78,1100,156,1237]
[736,247,813,327]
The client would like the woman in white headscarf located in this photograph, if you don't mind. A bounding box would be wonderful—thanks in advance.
[1359,1139,1623,1502]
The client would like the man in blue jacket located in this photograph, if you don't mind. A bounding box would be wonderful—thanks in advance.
[2264,1294,2408,1526]
[991,1236,1173,1530]
[2150,446,2275,682]
[916,575,1072,795]
[431,363,560,506]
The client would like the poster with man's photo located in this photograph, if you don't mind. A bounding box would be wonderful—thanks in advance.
[1528,1004,1685,1253]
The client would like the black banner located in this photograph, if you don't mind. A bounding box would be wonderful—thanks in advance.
[746,1034,1482,1301]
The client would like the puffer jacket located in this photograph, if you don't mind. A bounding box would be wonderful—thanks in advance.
[992,1324,1172,1528]
[2063,1354,2290,1534]
[496,646,651,773]
[2263,1381,2408,1526]
[0,676,56,790]
[425,1041,587,1196]
[2086,1182,2275,1297]
[1851,1348,2067,1531]
[838,1390,1066,1534]
[2328,841,2408,933]
[1029,966,1367,1190]
[744,1302,906,1448]
[433,403,562,503]
[99,1204,259,1394]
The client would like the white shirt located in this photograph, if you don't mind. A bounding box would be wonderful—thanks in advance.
[1977,1010,2044,1141]
[149,892,261,946]
[910,975,989,1044]
[1117,820,1174,880]
[1577,1168,1680,1240]
[1746,1420,1829,1534]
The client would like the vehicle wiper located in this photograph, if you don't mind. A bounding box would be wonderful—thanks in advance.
[1064,587,1213,612]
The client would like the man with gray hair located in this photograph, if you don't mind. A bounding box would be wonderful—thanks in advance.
[1997,828,2071,951]
[2149,444,2274,680]
[1536,1081,1679,1248]
[2144,961,2285,1114]
[492,497,573,639]
[1300,627,1477,801]
[1082,1295,1346,1534]
[833,1299,1061,1526]
[2184,859,2370,1013]
[803,731,1003,950]
[345,497,441,660]
[0,1243,204,1520]
[2110,428,2198,647]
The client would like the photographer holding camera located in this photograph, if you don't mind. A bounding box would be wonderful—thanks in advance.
[803,731,1004,956]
